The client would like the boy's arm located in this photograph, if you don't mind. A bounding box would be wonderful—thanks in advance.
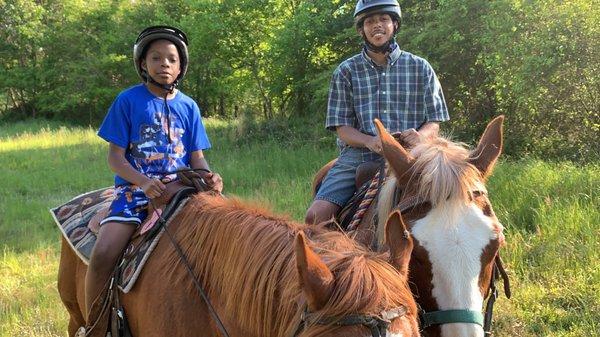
[189,150,223,193]
[107,143,165,198]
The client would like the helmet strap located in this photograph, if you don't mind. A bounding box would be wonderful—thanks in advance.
[146,74,177,94]
[362,33,398,54]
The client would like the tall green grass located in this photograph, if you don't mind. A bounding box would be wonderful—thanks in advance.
[1,119,598,336]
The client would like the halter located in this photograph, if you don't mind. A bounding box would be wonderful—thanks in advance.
[293,306,407,337]
[393,189,511,335]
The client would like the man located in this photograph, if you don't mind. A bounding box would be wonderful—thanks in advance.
[305,0,449,224]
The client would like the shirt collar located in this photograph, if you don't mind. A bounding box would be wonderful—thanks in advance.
[361,41,402,66]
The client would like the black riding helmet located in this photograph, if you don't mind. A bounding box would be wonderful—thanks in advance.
[133,25,189,92]
[354,0,402,54]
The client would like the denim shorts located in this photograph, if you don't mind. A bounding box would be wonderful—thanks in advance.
[315,147,382,207]
[100,185,149,226]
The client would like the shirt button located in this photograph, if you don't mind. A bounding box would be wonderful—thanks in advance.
[384,110,387,113]
[382,91,386,94]
[382,72,386,76]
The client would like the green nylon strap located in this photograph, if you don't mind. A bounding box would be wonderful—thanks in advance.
[420,310,484,328]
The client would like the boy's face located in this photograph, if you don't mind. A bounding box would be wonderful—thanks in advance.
[359,13,397,47]
[141,39,181,85]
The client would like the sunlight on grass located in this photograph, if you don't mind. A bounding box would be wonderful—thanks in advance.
[0,126,101,153]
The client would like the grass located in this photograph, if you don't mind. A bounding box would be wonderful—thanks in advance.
[0,119,598,336]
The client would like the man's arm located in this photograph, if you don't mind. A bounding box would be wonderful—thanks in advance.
[336,125,383,154]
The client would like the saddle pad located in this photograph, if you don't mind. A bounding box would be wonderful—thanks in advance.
[50,187,115,264]
[50,187,189,293]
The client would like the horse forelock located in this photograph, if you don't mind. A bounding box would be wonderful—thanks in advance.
[410,137,484,207]
[164,193,416,337]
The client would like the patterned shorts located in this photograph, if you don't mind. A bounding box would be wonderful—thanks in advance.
[100,185,149,226]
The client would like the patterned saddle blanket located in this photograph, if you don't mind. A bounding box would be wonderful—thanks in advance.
[50,186,193,292]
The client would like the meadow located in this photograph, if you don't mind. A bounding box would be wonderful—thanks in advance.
[0,119,598,336]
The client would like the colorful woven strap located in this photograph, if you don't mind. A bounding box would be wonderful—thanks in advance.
[347,170,381,231]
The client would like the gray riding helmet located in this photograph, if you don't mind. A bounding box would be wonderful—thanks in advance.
[133,25,189,85]
[354,0,402,29]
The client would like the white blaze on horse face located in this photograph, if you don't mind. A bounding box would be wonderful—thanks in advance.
[411,202,499,337]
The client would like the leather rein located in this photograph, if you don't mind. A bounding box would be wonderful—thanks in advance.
[149,168,233,337]
[392,190,511,335]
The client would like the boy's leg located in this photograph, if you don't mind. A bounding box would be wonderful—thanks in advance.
[84,221,137,320]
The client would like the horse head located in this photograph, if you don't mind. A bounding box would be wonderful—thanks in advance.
[294,214,420,337]
[372,116,510,337]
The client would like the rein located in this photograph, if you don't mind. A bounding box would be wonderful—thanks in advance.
[293,306,407,337]
[149,168,232,337]
[392,189,511,335]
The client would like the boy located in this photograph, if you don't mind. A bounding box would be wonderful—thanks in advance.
[305,0,449,224]
[85,26,223,322]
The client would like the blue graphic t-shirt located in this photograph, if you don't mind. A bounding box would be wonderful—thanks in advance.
[98,84,211,186]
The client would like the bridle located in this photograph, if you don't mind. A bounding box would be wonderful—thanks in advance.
[391,189,511,335]
[293,306,408,337]
[417,256,511,335]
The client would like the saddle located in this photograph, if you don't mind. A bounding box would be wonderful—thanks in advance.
[85,169,209,337]
[314,160,384,230]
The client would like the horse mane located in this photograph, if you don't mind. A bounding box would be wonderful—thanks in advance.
[378,136,485,228]
[164,193,416,337]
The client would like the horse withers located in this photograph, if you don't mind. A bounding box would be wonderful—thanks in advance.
[313,116,511,337]
[58,192,421,337]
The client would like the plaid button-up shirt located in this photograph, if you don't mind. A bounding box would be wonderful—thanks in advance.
[326,45,449,159]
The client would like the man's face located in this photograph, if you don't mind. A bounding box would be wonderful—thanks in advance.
[360,13,397,47]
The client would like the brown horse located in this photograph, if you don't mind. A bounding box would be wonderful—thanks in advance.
[313,116,510,337]
[58,192,421,337]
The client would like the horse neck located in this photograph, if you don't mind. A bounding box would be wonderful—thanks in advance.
[168,195,305,337]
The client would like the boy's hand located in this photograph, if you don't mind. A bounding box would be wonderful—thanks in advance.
[140,178,166,199]
[200,171,224,193]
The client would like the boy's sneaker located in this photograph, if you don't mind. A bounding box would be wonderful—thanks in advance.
[75,326,86,337]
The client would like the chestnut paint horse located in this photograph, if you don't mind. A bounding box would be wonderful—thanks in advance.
[58,193,421,337]
[313,116,510,337]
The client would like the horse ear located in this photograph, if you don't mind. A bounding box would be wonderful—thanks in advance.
[468,115,504,179]
[385,210,413,276]
[295,231,334,311]
[374,119,415,185]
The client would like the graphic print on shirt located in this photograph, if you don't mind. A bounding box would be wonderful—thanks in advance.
[129,110,186,177]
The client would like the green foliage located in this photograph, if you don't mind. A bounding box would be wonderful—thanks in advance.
[0,0,598,161]
[479,0,599,162]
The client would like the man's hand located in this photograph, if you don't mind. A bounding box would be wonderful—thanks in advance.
[140,178,166,199]
[398,128,423,148]
[365,135,383,154]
